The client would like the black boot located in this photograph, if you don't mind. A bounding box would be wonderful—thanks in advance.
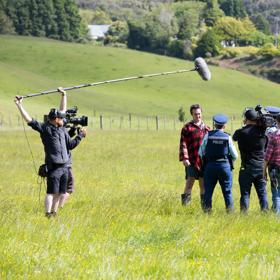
[45,212,52,219]
[181,193,191,206]
[200,194,205,209]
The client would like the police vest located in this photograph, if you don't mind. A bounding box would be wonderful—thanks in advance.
[205,130,229,160]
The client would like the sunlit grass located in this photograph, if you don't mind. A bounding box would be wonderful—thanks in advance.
[1,130,280,279]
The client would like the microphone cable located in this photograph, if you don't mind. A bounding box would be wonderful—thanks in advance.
[20,116,45,205]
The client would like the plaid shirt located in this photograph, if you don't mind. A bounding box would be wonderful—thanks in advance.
[265,129,280,166]
[179,121,210,170]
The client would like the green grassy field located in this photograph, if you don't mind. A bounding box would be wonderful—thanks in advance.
[1,35,280,279]
[0,35,280,121]
[1,130,280,279]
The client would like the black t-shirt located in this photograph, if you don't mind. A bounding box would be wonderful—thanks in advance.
[233,124,267,168]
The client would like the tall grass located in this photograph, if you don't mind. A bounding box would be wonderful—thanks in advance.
[1,129,280,279]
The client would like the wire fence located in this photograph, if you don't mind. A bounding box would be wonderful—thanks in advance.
[0,113,243,133]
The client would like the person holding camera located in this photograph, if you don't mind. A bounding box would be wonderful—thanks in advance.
[14,90,86,218]
[56,87,78,209]
[264,114,280,213]
[199,114,238,212]
[233,109,269,212]
[179,104,210,206]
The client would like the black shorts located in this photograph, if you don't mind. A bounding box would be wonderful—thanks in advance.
[66,167,74,193]
[185,165,203,180]
[47,166,68,194]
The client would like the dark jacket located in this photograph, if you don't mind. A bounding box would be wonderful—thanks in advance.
[233,124,266,168]
[28,119,83,165]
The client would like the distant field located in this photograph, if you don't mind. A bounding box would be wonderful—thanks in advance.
[0,35,280,124]
[1,130,280,279]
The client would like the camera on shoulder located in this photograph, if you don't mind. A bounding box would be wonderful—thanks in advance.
[244,105,280,128]
[44,106,88,136]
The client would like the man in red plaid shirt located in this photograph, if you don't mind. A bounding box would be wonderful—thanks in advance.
[264,114,280,213]
[179,104,210,206]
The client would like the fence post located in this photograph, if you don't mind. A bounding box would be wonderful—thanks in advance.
[156,116,159,131]
[100,115,103,130]
[137,117,140,130]
[146,116,149,130]
[119,116,123,130]
[173,117,176,130]
[129,113,132,129]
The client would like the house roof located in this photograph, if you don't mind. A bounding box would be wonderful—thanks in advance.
[88,25,110,39]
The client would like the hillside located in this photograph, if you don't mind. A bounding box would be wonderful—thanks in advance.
[0,35,280,122]
[218,55,280,84]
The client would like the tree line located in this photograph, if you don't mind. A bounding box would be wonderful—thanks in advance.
[83,0,278,59]
[0,0,88,42]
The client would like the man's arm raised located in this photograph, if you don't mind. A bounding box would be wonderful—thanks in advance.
[58,87,67,113]
[14,96,32,123]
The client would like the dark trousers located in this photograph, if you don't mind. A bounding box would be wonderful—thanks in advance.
[239,167,268,212]
[203,161,233,211]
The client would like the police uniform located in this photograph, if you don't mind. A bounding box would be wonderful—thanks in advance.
[199,114,238,212]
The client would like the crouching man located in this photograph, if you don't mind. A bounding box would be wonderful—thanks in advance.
[14,93,86,218]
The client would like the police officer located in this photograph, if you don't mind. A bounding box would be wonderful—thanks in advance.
[233,109,268,212]
[199,114,238,212]
[14,93,86,218]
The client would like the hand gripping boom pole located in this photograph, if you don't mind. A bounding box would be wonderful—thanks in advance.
[21,57,211,99]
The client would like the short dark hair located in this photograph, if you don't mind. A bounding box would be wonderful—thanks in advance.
[214,124,224,129]
[190,104,201,114]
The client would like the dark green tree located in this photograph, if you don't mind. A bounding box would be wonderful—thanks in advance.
[204,0,224,27]
[219,0,247,18]
[194,30,220,57]
[252,14,270,35]
[64,0,85,41]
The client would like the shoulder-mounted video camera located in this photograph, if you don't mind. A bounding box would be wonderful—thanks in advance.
[64,106,88,137]
[44,106,88,136]
[244,105,280,128]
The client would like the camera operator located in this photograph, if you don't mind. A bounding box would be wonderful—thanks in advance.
[14,90,86,218]
[233,109,268,213]
[264,114,280,213]
[56,87,74,209]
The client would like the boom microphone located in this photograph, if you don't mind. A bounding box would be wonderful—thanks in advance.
[20,57,211,99]
[194,57,211,81]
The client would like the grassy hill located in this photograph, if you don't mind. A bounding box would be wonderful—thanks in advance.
[0,35,280,123]
[2,36,280,278]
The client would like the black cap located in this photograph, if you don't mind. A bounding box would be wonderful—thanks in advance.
[244,109,258,121]
[48,108,66,120]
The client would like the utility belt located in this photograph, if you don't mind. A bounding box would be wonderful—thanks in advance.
[206,155,228,162]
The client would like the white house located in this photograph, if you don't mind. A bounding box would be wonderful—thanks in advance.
[88,25,110,40]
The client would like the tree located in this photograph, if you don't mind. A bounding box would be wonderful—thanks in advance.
[204,0,224,27]
[104,20,128,45]
[219,0,247,19]
[194,30,220,57]
[127,6,178,54]
[252,14,270,35]
[0,10,14,34]
[178,107,186,122]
